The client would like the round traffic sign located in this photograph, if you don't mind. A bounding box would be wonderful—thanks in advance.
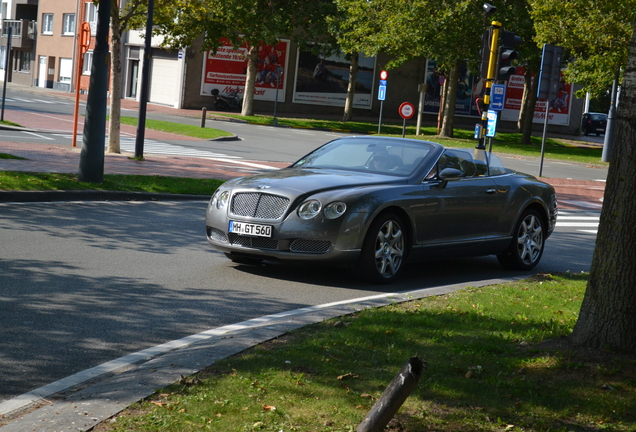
[398,102,415,119]
[380,70,388,80]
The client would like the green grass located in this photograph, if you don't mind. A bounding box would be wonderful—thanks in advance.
[97,273,636,432]
[216,113,605,166]
[0,172,223,195]
[0,120,21,127]
[0,153,26,160]
[119,116,234,140]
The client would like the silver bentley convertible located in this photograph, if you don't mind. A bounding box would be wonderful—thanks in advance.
[206,136,558,283]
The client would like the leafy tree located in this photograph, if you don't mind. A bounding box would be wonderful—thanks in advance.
[327,0,388,122]
[334,0,497,138]
[530,0,636,99]
[491,0,542,144]
[568,19,636,353]
[100,0,173,154]
[153,0,335,116]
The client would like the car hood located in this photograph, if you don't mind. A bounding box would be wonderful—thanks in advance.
[224,168,407,195]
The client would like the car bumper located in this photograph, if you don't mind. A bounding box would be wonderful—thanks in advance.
[205,208,370,265]
[206,226,362,264]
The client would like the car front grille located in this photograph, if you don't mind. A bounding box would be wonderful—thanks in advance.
[231,193,290,220]
[228,233,278,250]
[290,239,331,254]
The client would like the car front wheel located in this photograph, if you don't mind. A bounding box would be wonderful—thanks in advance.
[353,212,407,284]
[497,209,545,271]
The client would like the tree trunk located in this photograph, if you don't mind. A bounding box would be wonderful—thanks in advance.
[439,61,459,138]
[241,45,258,117]
[519,67,538,145]
[107,2,122,154]
[569,22,636,353]
[342,52,359,123]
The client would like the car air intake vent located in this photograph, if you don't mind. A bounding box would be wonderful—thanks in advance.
[290,239,331,254]
[231,193,290,220]
[229,233,278,250]
[208,227,228,243]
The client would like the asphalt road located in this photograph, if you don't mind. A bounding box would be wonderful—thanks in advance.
[0,199,598,404]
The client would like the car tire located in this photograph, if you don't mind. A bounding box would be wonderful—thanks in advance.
[353,212,408,284]
[224,252,263,266]
[497,209,545,271]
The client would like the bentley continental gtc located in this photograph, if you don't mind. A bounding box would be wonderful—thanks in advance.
[205,136,557,283]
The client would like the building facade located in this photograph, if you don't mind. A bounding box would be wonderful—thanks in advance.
[1,0,585,135]
[1,0,37,86]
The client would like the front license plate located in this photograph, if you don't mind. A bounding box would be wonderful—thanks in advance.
[229,221,272,237]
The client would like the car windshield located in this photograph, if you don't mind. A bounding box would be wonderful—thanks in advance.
[590,114,607,121]
[292,138,435,176]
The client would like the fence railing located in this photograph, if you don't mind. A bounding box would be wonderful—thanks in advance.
[1,20,37,40]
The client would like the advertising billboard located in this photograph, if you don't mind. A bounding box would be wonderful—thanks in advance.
[292,50,375,109]
[201,38,290,102]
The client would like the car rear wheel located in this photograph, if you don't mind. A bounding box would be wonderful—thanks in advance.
[497,209,545,271]
[353,212,407,284]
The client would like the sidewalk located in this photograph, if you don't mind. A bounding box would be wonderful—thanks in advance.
[0,83,605,210]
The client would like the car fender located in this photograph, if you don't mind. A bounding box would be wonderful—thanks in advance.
[494,175,555,237]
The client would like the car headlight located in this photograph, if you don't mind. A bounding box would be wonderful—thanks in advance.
[210,190,230,209]
[324,201,347,219]
[298,199,321,220]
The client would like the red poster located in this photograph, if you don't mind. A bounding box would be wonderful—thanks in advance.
[501,67,572,126]
[200,38,289,102]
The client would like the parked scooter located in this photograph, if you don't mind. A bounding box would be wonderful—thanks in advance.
[211,88,242,111]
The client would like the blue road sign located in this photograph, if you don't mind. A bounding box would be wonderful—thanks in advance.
[486,110,498,137]
[378,85,387,101]
[490,84,506,111]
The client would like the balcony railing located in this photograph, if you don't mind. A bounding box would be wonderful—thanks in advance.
[1,20,37,49]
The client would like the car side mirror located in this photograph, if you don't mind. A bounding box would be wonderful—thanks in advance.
[439,168,464,180]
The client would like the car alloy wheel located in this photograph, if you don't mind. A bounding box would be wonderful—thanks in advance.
[354,212,407,283]
[498,209,545,270]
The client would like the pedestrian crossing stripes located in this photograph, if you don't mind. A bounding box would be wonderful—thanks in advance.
[2,97,74,105]
[556,211,599,234]
[118,137,242,159]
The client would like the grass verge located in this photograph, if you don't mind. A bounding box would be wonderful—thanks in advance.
[0,172,223,195]
[119,116,234,140]
[95,272,636,432]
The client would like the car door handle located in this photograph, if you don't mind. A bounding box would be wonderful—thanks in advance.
[485,189,497,194]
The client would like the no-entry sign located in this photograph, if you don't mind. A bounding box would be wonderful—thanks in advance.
[399,102,415,119]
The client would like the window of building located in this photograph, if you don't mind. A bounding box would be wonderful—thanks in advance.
[18,50,31,72]
[59,58,72,83]
[42,13,54,35]
[62,14,75,35]
[82,51,93,75]
[0,46,5,70]
[85,2,97,35]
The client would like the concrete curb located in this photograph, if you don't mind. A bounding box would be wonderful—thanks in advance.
[0,190,210,203]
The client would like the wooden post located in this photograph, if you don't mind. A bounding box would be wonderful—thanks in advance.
[201,107,207,128]
[357,357,426,432]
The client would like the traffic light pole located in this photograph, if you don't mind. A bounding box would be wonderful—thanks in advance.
[477,21,501,150]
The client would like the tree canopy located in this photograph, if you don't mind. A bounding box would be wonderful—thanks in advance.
[531,0,636,98]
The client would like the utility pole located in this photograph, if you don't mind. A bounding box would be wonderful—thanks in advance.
[135,0,154,159]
